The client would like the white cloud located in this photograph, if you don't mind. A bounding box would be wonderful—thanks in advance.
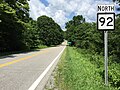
[54,10,68,26]
[28,0,46,19]
[28,0,113,30]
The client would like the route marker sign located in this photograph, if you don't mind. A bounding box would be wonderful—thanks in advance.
[97,4,115,86]
[97,5,115,30]
[97,13,115,30]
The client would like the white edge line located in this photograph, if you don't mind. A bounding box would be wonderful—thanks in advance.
[28,46,66,90]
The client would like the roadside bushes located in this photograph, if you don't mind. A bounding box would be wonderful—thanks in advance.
[55,47,116,90]
[65,15,120,89]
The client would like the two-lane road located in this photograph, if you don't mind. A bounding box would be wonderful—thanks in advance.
[0,45,66,90]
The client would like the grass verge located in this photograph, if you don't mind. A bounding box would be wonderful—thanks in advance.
[55,46,117,90]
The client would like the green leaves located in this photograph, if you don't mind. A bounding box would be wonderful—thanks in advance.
[56,47,115,90]
[65,16,103,53]
[37,15,64,46]
[0,1,64,52]
[0,3,16,15]
[0,0,32,51]
[65,14,120,89]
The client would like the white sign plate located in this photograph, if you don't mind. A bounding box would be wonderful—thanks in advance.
[97,4,115,30]
[97,13,115,30]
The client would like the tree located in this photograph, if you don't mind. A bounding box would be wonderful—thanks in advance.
[37,15,64,46]
[65,15,85,45]
[65,15,104,53]
[3,0,30,22]
[22,19,40,49]
[0,0,31,51]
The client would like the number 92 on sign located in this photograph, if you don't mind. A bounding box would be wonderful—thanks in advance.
[97,13,115,31]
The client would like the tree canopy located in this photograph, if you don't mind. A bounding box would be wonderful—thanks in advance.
[0,1,64,52]
[0,0,30,51]
[37,15,64,46]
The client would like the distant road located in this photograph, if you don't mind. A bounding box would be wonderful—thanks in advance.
[0,45,66,90]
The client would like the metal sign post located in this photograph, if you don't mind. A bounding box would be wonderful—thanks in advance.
[104,31,108,85]
[97,4,115,86]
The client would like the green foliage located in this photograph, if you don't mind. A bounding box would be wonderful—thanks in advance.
[0,1,63,52]
[55,47,116,90]
[65,15,85,43]
[65,15,120,89]
[65,15,104,53]
[0,1,41,52]
[37,15,64,46]
[109,17,120,63]
[20,20,39,49]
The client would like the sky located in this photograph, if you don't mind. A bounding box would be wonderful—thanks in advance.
[28,0,119,30]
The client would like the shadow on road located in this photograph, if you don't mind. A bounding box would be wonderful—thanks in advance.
[0,49,40,59]
[0,55,16,59]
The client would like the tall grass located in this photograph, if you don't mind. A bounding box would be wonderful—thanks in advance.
[55,47,117,90]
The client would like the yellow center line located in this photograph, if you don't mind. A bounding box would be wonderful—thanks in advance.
[0,50,48,68]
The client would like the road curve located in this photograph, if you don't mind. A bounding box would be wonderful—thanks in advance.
[0,45,66,90]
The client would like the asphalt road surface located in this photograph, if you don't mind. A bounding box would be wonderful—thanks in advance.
[0,45,66,90]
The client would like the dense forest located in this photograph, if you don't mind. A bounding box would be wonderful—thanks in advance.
[64,1,120,89]
[0,0,64,52]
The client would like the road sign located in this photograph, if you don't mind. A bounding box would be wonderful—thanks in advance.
[97,4,115,86]
[98,4,114,13]
[97,4,115,30]
[97,13,115,30]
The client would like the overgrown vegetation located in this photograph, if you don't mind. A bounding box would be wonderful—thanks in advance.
[64,10,120,89]
[65,1,120,62]
[55,47,117,90]
[0,0,63,52]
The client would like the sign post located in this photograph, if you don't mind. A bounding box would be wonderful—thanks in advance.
[97,4,115,86]
[104,31,108,85]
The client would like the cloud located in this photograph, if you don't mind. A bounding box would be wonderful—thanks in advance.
[28,0,113,30]
[28,0,46,19]
[54,10,68,26]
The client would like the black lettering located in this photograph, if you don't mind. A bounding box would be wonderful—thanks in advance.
[111,6,114,11]
[98,6,102,11]
[107,17,113,26]
[105,6,108,11]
